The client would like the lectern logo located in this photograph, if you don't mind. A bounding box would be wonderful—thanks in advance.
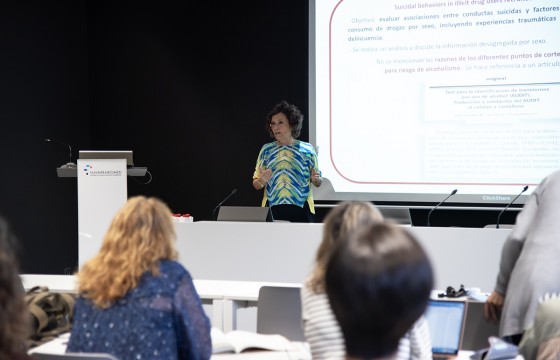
[82,163,123,177]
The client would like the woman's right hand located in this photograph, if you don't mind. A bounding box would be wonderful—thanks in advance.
[259,167,273,184]
[484,291,504,324]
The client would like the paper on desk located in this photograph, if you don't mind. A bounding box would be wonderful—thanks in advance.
[468,292,490,302]
[28,332,70,355]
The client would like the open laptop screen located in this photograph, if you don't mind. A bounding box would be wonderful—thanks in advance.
[425,300,467,357]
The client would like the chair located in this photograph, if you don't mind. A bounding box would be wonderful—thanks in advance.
[31,353,119,360]
[256,285,305,341]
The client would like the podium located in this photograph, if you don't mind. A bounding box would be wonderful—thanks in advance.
[56,166,147,177]
[77,158,127,268]
[53,151,149,269]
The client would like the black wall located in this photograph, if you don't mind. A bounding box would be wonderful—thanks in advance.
[0,1,89,274]
[0,1,517,274]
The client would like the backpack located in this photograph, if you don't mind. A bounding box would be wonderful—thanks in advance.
[25,286,76,348]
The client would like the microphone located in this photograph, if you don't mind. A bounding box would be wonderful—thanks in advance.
[496,186,528,229]
[213,188,238,220]
[426,189,457,227]
[44,138,76,168]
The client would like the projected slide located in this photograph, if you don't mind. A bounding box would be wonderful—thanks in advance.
[312,0,560,203]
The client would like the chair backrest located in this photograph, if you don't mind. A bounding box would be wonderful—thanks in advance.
[31,353,119,360]
[256,285,305,341]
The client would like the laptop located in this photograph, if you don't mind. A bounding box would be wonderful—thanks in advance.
[461,301,500,351]
[79,150,134,167]
[425,299,467,359]
[217,206,273,222]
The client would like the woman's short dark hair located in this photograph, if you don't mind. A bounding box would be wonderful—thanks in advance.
[265,100,303,139]
[325,222,433,359]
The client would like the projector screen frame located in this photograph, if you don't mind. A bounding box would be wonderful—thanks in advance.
[308,0,559,207]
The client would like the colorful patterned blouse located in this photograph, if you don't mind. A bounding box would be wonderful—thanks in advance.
[253,140,321,213]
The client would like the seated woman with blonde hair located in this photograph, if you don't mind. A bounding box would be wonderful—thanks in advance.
[67,196,211,360]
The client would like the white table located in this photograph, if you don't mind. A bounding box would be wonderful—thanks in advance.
[175,221,510,292]
[27,332,312,359]
[20,274,299,332]
[24,222,511,332]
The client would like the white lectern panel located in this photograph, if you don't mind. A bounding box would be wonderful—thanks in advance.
[77,159,127,268]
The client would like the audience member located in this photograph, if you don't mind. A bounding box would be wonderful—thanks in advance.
[0,216,33,359]
[518,293,560,360]
[485,169,560,345]
[67,196,211,360]
[301,201,432,360]
[325,221,434,360]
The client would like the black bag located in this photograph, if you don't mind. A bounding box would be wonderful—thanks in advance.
[25,286,76,347]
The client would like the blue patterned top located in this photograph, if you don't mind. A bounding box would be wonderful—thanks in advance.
[67,260,212,360]
[253,140,321,213]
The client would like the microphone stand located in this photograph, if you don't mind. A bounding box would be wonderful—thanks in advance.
[426,189,458,227]
[213,189,238,220]
[496,186,528,229]
[45,139,77,168]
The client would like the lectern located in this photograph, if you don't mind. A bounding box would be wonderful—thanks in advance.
[54,151,148,268]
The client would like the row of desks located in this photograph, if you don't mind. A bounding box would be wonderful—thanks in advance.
[21,274,299,332]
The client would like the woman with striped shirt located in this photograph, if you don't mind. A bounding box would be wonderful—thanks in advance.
[301,201,433,360]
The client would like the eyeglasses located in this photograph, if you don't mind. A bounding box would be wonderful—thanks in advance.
[269,121,287,128]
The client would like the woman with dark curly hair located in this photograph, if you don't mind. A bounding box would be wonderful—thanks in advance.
[252,100,322,223]
[0,216,33,360]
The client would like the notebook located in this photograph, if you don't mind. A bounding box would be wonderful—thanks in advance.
[425,299,467,359]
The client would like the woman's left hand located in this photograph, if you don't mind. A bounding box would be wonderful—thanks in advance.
[311,169,322,187]
[484,291,504,324]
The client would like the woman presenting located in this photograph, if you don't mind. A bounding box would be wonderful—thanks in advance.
[253,100,322,223]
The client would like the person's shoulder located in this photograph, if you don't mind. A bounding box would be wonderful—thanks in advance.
[159,260,188,276]
[260,142,276,150]
[296,140,316,151]
[543,170,560,185]
[301,283,328,305]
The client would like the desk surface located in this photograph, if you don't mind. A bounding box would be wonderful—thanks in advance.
[29,334,484,360]
[20,274,301,302]
[28,333,312,359]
